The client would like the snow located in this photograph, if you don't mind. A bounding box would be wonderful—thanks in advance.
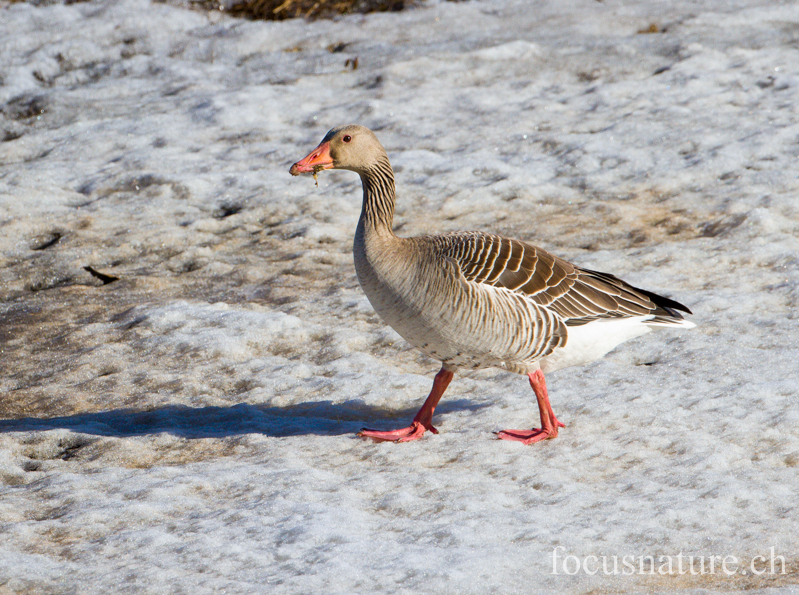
[1,0,798,593]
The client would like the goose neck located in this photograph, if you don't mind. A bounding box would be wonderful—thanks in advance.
[358,159,396,234]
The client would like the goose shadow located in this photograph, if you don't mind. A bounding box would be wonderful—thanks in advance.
[0,398,490,439]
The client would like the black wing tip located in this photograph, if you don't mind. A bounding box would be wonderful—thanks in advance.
[580,267,693,317]
[630,285,692,317]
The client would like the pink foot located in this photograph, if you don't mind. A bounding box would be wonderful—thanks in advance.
[358,421,436,443]
[496,369,564,446]
[496,427,557,445]
[357,368,454,444]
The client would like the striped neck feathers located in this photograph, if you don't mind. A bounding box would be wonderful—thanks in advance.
[358,154,396,233]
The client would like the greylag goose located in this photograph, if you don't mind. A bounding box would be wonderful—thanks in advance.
[290,125,694,444]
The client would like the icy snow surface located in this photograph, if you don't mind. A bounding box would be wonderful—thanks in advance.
[1,0,799,592]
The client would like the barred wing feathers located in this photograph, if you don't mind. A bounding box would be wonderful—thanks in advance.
[434,231,692,327]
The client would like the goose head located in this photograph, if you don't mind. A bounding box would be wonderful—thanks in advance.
[289,125,387,177]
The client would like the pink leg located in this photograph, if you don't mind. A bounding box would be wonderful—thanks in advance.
[496,369,565,445]
[358,368,454,443]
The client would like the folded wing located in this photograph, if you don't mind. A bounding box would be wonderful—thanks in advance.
[434,231,691,327]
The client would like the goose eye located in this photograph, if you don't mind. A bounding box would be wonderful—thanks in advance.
[342,135,352,143]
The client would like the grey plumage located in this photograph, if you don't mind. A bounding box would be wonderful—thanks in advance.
[290,124,694,443]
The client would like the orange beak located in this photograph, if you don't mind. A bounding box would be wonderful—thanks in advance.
[289,141,334,176]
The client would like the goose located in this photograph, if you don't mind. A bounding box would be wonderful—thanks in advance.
[289,125,694,444]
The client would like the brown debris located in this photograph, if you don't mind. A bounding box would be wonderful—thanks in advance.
[638,23,666,34]
[195,0,419,20]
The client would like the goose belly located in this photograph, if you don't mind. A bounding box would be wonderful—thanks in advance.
[365,285,509,369]
[355,255,556,373]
